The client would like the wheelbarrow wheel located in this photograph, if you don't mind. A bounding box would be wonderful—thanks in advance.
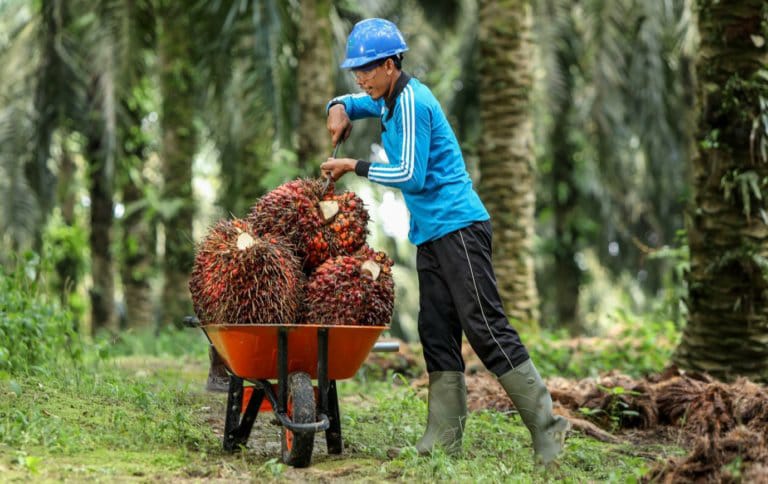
[281,372,315,467]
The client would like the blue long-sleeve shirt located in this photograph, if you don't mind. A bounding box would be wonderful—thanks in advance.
[328,74,489,246]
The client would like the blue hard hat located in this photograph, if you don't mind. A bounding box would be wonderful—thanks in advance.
[340,18,408,69]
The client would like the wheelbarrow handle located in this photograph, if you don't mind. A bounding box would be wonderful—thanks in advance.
[183,316,201,328]
[372,341,400,353]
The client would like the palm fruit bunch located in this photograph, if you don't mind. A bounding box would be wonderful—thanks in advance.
[303,245,394,326]
[189,218,304,325]
[247,179,369,270]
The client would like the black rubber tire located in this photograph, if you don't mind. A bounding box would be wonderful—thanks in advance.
[281,372,315,467]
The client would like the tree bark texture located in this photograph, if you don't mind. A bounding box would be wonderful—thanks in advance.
[551,82,581,333]
[118,0,156,330]
[120,99,156,330]
[548,0,582,333]
[87,113,117,333]
[85,4,119,334]
[28,0,62,248]
[478,0,540,330]
[158,3,196,326]
[675,0,768,382]
[296,0,333,173]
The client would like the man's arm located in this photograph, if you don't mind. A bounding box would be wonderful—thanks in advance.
[367,86,429,193]
[326,94,382,147]
[326,93,382,120]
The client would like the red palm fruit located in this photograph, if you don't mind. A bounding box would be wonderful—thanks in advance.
[247,179,338,270]
[189,218,304,325]
[303,248,395,326]
[325,191,369,257]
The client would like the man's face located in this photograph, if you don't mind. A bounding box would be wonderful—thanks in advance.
[353,59,391,100]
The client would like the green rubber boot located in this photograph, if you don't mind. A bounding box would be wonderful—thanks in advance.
[415,371,467,456]
[499,359,570,466]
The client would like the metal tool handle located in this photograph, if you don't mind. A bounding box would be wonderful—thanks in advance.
[322,141,343,193]
[182,315,200,328]
[372,341,400,353]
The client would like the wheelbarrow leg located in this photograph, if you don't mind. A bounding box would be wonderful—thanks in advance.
[326,380,343,454]
[317,328,342,454]
[223,376,244,451]
[223,376,264,451]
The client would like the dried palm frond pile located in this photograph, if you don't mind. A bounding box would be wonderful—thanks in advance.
[457,364,768,482]
[189,178,394,327]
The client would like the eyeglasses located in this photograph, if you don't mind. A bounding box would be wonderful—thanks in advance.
[352,59,386,81]
[353,67,380,81]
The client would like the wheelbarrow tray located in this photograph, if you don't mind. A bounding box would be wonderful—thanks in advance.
[202,323,387,380]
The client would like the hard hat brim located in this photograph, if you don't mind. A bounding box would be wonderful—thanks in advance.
[339,48,408,70]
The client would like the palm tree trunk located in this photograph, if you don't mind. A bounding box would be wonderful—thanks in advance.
[273,1,299,152]
[547,0,582,334]
[85,1,119,334]
[478,0,540,330]
[88,156,117,332]
[86,105,118,333]
[551,95,581,333]
[28,0,62,250]
[117,0,156,330]
[674,0,768,382]
[158,3,196,326]
[120,99,156,329]
[296,0,333,173]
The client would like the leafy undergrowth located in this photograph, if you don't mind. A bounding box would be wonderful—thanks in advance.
[1,333,683,482]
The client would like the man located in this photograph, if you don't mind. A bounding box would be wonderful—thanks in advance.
[320,18,570,465]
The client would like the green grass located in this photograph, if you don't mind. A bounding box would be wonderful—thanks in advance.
[337,378,670,483]
[529,314,681,379]
[1,347,683,482]
[0,354,225,481]
[0,263,684,483]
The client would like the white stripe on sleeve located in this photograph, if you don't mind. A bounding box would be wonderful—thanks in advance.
[369,85,416,183]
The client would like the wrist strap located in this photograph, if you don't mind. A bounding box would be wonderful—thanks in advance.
[355,160,371,177]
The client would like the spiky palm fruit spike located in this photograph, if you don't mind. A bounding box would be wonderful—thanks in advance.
[303,251,395,326]
[324,191,370,261]
[189,219,304,325]
[248,178,336,270]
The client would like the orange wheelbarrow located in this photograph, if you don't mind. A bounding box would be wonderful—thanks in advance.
[184,317,398,468]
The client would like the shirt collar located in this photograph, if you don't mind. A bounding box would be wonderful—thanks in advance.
[385,72,411,119]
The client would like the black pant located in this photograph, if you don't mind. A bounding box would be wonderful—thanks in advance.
[417,221,529,376]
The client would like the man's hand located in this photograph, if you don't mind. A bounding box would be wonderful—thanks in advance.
[327,104,353,147]
[320,158,357,181]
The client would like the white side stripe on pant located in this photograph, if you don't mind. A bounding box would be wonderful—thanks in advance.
[459,231,515,370]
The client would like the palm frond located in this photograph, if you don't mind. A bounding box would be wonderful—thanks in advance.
[0,106,42,250]
[0,2,42,251]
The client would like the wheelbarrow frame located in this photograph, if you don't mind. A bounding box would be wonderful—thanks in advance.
[184,316,396,466]
[222,326,338,455]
